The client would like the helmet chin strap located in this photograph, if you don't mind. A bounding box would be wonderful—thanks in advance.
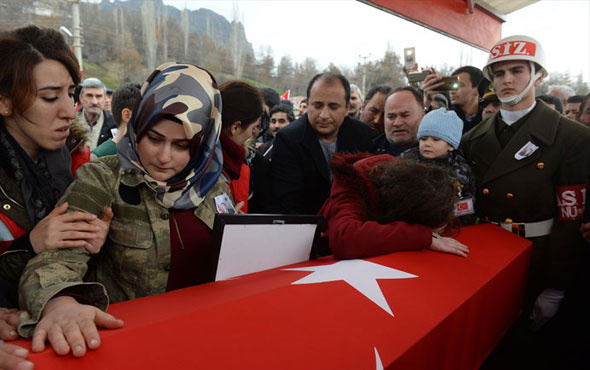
[499,62,542,106]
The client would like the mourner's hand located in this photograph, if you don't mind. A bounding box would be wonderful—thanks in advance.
[402,62,419,78]
[580,222,590,243]
[234,201,245,215]
[29,202,102,254]
[0,308,21,341]
[83,208,113,254]
[31,296,123,357]
[429,234,469,257]
[32,296,123,357]
[529,288,565,331]
[0,342,33,370]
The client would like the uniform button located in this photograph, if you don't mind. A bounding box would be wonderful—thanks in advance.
[482,188,490,195]
[2,204,10,210]
[506,193,514,199]
[160,211,169,220]
[471,160,476,165]
[70,138,76,144]
[537,162,545,169]
[505,218,513,224]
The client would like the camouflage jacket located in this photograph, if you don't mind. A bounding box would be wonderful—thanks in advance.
[18,155,230,337]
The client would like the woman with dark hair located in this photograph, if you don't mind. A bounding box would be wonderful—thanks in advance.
[219,80,264,213]
[0,24,110,370]
[320,154,469,260]
[18,62,231,358]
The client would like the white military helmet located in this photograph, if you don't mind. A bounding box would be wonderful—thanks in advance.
[483,35,548,106]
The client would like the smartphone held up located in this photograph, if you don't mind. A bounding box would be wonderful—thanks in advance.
[404,47,415,70]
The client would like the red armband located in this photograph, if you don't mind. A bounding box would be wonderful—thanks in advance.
[556,185,586,220]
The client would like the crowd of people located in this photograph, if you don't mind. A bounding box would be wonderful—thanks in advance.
[0,24,589,370]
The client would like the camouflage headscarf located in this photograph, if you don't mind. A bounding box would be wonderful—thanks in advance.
[117,62,223,209]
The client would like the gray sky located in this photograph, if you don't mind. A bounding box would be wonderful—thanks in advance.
[164,0,589,82]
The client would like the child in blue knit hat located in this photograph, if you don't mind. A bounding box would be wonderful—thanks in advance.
[401,108,477,224]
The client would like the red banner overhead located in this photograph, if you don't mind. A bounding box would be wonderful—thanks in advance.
[363,0,503,51]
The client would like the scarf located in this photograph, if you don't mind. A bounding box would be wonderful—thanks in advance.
[0,121,72,225]
[117,62,223,209]
[220,130,246,180]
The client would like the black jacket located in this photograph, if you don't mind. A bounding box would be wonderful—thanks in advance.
[271,114,374,215]
[373,133,417,157]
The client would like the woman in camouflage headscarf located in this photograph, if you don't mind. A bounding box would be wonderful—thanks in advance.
[118,62,224,208]
[18,63,233,358]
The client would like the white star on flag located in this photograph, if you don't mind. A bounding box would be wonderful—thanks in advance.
[284,260,418,316]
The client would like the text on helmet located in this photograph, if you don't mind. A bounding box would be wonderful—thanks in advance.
[490,41,537,60]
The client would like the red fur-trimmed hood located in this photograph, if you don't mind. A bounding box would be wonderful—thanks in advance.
[330,153,397,210]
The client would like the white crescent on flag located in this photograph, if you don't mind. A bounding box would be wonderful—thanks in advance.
[374,347,384,370]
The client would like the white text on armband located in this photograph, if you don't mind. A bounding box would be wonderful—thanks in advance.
[556,185,586,220]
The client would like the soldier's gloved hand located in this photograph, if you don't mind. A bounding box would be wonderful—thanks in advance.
[529,288,564,331]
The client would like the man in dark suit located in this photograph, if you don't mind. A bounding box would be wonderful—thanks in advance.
[271,72,374,215]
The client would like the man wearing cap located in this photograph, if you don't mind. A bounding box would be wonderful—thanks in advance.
[77,77,116,150]
[461,35,590,339]
[481,90,501,121]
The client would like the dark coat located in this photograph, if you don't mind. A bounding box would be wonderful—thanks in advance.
[99,111,116,146]
[271,114,374,215]
[461,100,590,298]
[373,133,418,157]
[453,104,483,133]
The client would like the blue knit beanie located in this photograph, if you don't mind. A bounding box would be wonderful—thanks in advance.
[417,108,463,149]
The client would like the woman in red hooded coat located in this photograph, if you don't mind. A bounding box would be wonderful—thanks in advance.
[320,153,469,259]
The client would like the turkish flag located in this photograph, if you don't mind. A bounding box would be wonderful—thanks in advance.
[20,224,531,369]
[280,89,290,101]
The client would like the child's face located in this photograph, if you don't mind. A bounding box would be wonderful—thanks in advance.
[419,136,454,159]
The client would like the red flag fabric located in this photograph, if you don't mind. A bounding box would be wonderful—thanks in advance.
[280,89,290,101]
[18,224,531,369]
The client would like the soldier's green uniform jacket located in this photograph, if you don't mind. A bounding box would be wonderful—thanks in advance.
[17,155,231,337]
[461,100,590,303]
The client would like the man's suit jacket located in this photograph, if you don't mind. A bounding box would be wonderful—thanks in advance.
[271,114,374,215]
